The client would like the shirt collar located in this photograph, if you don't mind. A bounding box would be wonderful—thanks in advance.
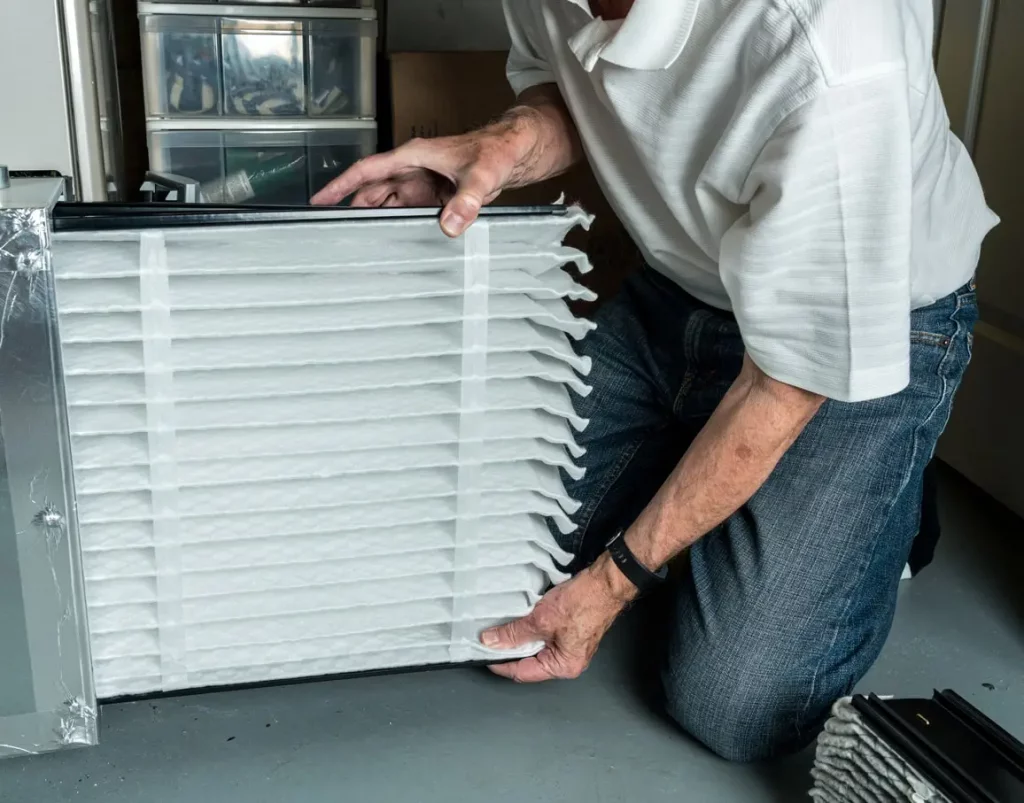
[563,0,701,72]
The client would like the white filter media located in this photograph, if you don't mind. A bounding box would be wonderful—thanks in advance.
[51,209,596,699]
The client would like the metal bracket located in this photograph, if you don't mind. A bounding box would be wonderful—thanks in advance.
[141,171,201,204]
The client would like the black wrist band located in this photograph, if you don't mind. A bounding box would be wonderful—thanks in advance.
[605,531,668,595]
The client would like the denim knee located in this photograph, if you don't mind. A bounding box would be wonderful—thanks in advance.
[661,659,832,763]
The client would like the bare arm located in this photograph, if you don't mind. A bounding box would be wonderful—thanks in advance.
[312,84,582,236]
[590,356,826,604]
[484,357,826,682]
[492,85,584,187]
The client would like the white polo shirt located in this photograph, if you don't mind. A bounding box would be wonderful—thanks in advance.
[503,0,999,402]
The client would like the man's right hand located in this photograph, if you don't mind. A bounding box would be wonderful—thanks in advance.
[310,132,525,238]
[311,86,583,238]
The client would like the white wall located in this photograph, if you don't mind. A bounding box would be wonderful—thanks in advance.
[386,0,511,51]
[0,0,74,175]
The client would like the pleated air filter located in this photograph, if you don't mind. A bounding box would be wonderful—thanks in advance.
[811,693,1024,802]
[46,205,596,700]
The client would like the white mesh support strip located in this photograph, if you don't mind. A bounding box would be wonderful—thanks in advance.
[140,232,186,689]
[450,223,490,662]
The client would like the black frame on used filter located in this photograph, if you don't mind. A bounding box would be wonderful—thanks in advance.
[850,691,1024,802]
[0,181,593,758]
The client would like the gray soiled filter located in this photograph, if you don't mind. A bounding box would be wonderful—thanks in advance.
[811,698,952,803]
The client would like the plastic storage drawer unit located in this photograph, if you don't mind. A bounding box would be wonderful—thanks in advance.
[140,3,377,119]
[143,2,376,6]
[147,124,377,204]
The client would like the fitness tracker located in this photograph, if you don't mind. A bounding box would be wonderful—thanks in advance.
[605,531,668,594]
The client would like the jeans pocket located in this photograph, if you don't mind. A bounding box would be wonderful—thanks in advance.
[908,289,975,402]
[909,331,951,348]
[908,336,951,400]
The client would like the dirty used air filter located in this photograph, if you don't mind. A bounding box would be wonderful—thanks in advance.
[44,202,595,700]
[811,691,1024,803]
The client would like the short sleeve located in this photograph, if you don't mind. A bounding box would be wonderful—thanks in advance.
[502,0,557,95]
[719,72,915,402]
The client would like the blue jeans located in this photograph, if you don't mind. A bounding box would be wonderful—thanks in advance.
[561,268,977,762]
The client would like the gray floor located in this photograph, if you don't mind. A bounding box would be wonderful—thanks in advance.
[3,467,1022,802]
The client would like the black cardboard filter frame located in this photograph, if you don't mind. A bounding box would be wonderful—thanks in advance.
[51,202,569,233]
[852,691,1024,803]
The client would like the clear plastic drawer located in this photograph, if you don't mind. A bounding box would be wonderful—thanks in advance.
[140,1,375,6]
[147,124,377,205]
[221,18,306,116]
[142,16,223,116]
[141,7,377,119]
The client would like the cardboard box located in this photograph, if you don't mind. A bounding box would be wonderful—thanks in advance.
[390,52,643,307]
[386,0,512,53]
[391,52,513,143]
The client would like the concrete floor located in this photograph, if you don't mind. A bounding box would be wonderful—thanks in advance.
[3,466,1022,802]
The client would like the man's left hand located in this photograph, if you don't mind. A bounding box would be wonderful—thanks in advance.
[480,555,636,682]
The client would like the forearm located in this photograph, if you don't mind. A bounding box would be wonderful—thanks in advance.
[483,84,583,188]
[591,356,826,603]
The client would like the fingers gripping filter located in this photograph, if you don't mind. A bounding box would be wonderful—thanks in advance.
[47,205,597,699]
